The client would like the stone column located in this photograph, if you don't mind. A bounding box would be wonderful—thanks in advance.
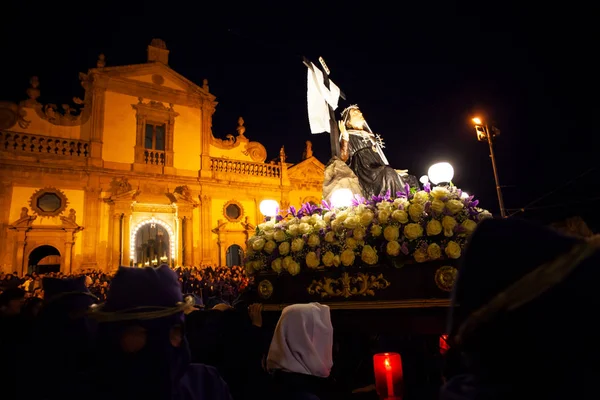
[14,230,27,275]
[88,76,107,167]
[122,212,131,266]
[183,216,193,266]
[0,183,13,269]
[63,231,74,274]
[199,194,212,264]
[112,212,122,269]
[177,216,184,267]
[82,186,101,268]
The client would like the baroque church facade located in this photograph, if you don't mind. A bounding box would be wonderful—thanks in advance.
[0,39,324,275]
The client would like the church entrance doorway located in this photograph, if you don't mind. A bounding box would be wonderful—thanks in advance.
[133,221,173,267]
[226,244,244,267]
[28,245,61,274]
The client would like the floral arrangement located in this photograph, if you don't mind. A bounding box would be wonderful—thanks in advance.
[245,184,492,276]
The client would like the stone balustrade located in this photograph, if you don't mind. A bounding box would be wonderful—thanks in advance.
[144,149,165,165]
[1,131,89,158]
[210,157,281,178]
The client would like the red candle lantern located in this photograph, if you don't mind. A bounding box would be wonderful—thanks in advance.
[439,334,450,355]
[373,352,403,400]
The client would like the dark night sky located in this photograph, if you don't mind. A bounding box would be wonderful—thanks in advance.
[1,2,598,229]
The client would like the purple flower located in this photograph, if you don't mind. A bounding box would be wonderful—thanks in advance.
[400,242,409,255]
[351,194,367,206]
[423,182,431,193]
[275,214,283,222]
[321,199,332,211]
[298,202,322,217]
[289,205,297,218]
[396,184,411,199]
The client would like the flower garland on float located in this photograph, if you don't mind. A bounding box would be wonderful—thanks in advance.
[245,176,492,276]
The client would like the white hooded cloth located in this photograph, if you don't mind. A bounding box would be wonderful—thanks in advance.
[266,302,333,378]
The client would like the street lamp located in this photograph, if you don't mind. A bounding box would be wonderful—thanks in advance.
[427,162,454,186]
[472,117,507,218]
[259,200,279,220]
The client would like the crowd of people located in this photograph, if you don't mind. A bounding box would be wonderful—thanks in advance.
[0,264,251,305]
[0,218,598,399]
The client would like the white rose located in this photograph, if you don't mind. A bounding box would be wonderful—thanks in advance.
[251,238,265,251]
[353,226,366,240]
[371,224,383,237]
[273,230,287,242]
[287,259,301,276]
[426,220,443,236]
[378,210,391,224]
[359,210,374,226]
[392,209,409,224]
[361,245,378,265]
[300,216,311,223]
[461,219,478,234]
[403,223,424,240]
[412,191,429,204]
[345,237,358,250]
[431,186,450,200]
[287,224,300,237]
[446,199,464,215]
[343,216,360,229]
[323,211,334,223]
[278,241,290,255]
[408,203,425,222]
[431,199,445,214]
[263,240,277,254]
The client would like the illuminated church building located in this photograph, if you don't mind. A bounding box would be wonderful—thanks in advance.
[0,39,325,274]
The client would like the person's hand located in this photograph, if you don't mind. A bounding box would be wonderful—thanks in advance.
[338,120,349,141]
[248,303,263,327]
[351,384,376,394]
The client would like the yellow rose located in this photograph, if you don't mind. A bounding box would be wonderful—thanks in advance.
[392,209,409,224]
[346,237,358,249]
[307,234,320,247]
[442,216,457,237]
[461,219,478,235]
[245,263,255,275]
[322,251,335,267]
[264,240,277,254]
[278,241,290,255]
[427,243,442,259]
[335,210,348,222]
[408,203,425,222]
[412,190,429,204]
[323,211,334,223]
[353,226,366,240]
[287,259,301,276]
[386,240,401,256]
[426,220,443,236]
[332,255,341,267]
[282,256,293,269]
[378,210,391,224]
[361,245,379,265]
[360,210,374,226]
[340,249,356,266]
[414,248,428,263]
[251,238,265,251]
[305,251,320,268]
[431,186,450,200]
[298,222,312,234]
[271,258,283,273]
[264,231,274,241]
[273,230,287,242]
[445,199,464,215]
[324,231,335,243]
[383,225,400,242]
[394,197,411,209]
[371,224,383,237]
[314,219,327,230]
[478,210,493,220]
[404,223,424,240]
[343,216,359,229]
[291,238,304,252]
[287,224,300,237]
[445,241,462,259]
[431,199,445,214]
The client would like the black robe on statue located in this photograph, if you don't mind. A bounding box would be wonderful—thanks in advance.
[345,131,405,199]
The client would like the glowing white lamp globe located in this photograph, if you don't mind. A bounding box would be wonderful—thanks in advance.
[419,175,429,185]
[330,188,353,208]
[427,162,454,185]
[259,199,279,217]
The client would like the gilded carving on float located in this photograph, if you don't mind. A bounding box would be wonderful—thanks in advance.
[222,199,244,223]
[307,272,391,299]
[29,187,69,218]
[435,266,458,292]
[258,279,274,299]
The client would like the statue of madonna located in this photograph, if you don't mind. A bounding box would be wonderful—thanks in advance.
[339,105,413,199]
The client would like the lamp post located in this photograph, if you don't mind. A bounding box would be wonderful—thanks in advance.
[472,117,506,218]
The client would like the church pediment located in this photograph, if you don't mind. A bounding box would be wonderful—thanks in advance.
[95,63,209,97]
[288,157,325,182]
